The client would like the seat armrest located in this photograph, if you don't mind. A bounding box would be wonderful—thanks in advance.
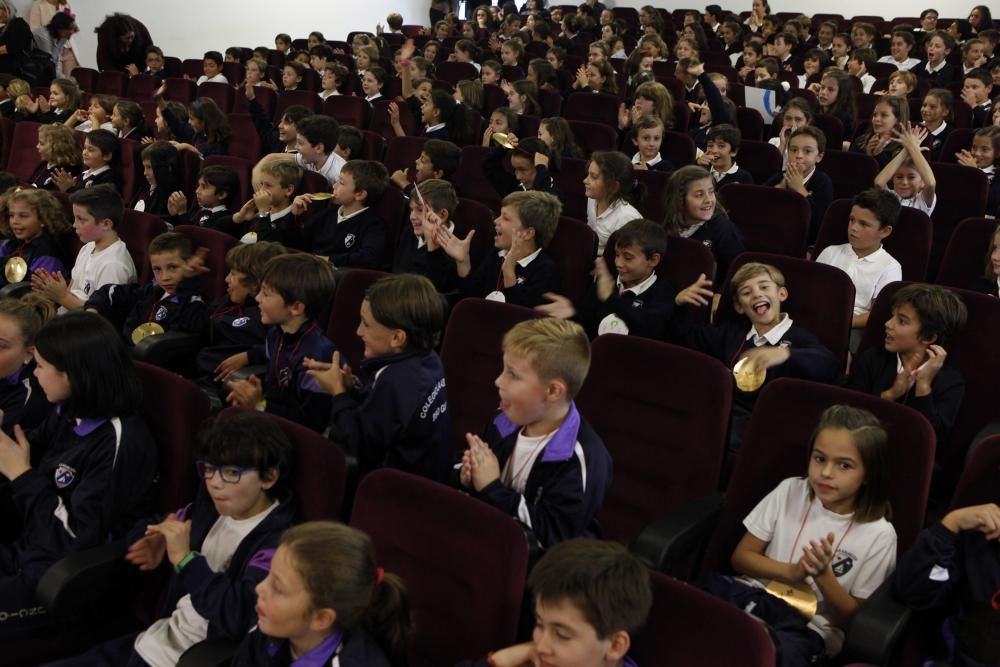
[632,493,724,572]
[36,539,128,612]
[177,638,240,667]
[132,330,202,365]
[841,578,912,665]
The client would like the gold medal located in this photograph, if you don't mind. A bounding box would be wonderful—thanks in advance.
[4,256,27,283]
[308,192,334,200]
[733,356,766,392]
[764,580,818,619]
[492,132,515,149]
[131,322,165,345]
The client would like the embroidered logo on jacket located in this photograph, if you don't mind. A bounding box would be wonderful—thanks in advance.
[154,305,168,321]
[232,316,250,328]
[54,464,77,488]
[344,233,356,248]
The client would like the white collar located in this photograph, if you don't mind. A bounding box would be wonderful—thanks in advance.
[336,205,369,223]
[711,161,739,180]
[425,122,446,133]
[850,245,888,262]
[498,247,542,267]
[925,59,946,74]
[745,312,794,346]
[365,93,382,102]
[617,271,657,296]
[83,165,111,178]
[205,204,227,213]
[265,204,293,221]
[928,120,948,137]
[593,199,629,220]
[678,220,707,238]
[631,151,661,167]
[799,167,816,185]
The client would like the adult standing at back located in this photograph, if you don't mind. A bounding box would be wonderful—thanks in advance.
[0,1,33,75]
[27,0,77,75]
[94,12,153,73]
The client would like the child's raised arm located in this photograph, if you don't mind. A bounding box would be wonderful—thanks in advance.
[399,40,417,100]
[873,141,907,190]
[899,123,936,206]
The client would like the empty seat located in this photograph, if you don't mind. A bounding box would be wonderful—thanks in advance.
[935,128,975,164]
[552,157,588,221]
[567,119,619,158]
[662,130,697,169]
[928,163,989,277]
[548,216,598,304]
[273,89,320,122]
[736,139,781,184]
[718,184,810,258]
[95,70,128,97]
[453,145,502,213]
[935,217,997,292]
[434,61,479,85]
[162,78,197,104]
[225,113,263,164]
[818,149,879,199]
[322,95,371,128]
[125,74,157,101]
[196,82,235,113]
[6,121,41,183]
[369,99,416,141]
[563,91,620,127]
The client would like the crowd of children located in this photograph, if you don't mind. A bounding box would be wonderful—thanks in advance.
[0,3,996,666]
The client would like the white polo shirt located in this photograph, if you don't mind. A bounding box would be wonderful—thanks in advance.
[586,198,642,255]
[816,244,902,315]
[295,150,346,186]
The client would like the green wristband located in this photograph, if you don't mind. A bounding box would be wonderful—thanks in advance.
[174,550,199,573]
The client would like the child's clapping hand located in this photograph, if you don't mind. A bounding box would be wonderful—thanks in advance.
[956,149,979,168]
[303,351,354,396]
[144,512,193,567]
[675,273,715,307]
[167,191,188,216]
[798,532,836,577]
[465,433,500,492]
[226,375,264,407]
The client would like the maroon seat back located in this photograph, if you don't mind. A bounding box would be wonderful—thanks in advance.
[225,113,263,164]
[810,112,844,153]
[935,128,975,164]
[538,88,563,118]
[203,154,252,202]
[455,197,497,266]
[699,378,936,577]
[928,163,989,277]
[378,186,408,266]
[273,90,320,122]
[718,184,810,258]
[634,168,671,224]
[172,225,238,302]
[384,135,429,176]
[120,210,169,285]
[578,337,731,546]
[232,86,276,118]
[163,78,197,104]
[549,216,598,304]
[196,82,235,113]
[321,95,372,128]
[125,74,157,101]
[950,435,1000,509]
[71,67,98,93]
[552,157,588,220]
[935,218,997,291]
[563,91,620,126]
[817,149,879,200]
[325,268,389,371]
[454,145,502,212]
[734,106,764,141]
[8,121,41,183]
[434,61,480,85]
[736,139,781,184]
[567,119,618,158]
[440,298,538,453]
[351,469,529,667]
[370,99,416,141]
[814,198,933,282]
[0,117,15,171]
[95,70,128,96]
[662,130,697,168]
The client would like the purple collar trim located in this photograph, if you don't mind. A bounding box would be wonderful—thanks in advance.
[73,418,107,437]
[492,402,581,463]
[3,365,25,385]
[266,631,343,665]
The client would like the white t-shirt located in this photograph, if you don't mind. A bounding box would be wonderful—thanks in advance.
[70,239,137,303]
[294,150,346,186]
[890,189,936,216]
[196,73,229,85]
[135,501,279,667]
[586,198,642,255]
[741,477,897,655]
[816,244,901,316]
[502,430,552,493]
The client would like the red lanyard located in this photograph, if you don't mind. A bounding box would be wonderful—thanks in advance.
[730,336,750,368]
[212,303,242,319]
[788,497,854,565]
[272,324,318,386]
[502,430,555,487]
[146,295,169,323]
[992,588,1000,610]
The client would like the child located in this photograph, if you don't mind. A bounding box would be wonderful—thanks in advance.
[265,114,345,187]
[439,190,561,308]
[673,262,840,449]
[17,76,79,124]
[234,521,412,665]
[251,97,311,155]
[0,311,155,641]
[304,274,451,481]
[979,223,1000,296]
[392,88,468,144]
[503,79,542,116]
[874,123,938,215]
[157,91,231,158]
[816,189,903,351]
[630,115,675,173]
[852,95,908,169]
[227,161,302,246]
[847,283,967,445]
[61,411,297,667]
[31,185,136,310]
[685,60,736,151]
[920,88,954,161]
[483,135,557,197]
[585,151,645,255]
[226,254,337,433]
[85,231,209,345]
[0,297,52,434]
[706,405,896,665]
[540,218,676,341]
[0,188,70,289]
[318,65,342,101]
[243,57,269,89]
[663,165,745,283]
[66,94,117,134]
[957,126,1000,216]
[460,538,652,667]
[699,123,755,186]
[143,46,167,80]
[847,48,877,94]
[360,65,386,104]
[131,141,180,218]
[539,116,583,163]
[60,129,120,193]
[880,30,921,71]
[765,126,835,243]
[770,97,813,158]
[893,501,1000,667]
[876,69,918,97]
[811,68,858,140]
[334,125,363,164]
[198,242,286,387]
[280,62,304,92]
[456,318,612,549]
[961,68,994,127]
[389,138,461,193]
[111,100,147,141]
[167,164,239,229]
[393,179,460,292]
[293,159,387,269]
[481,59,501,86]
[912,30,958,87]
[196,50,229,85]
[30,123,82,191]
[274,33,291,55]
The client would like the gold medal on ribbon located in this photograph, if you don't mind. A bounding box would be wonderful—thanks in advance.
[4,256,28,283]
[765,580,819,620]
[492,132,515,149]
[308,192,334,200]
[733,356,766,392]
[131,322,165,345]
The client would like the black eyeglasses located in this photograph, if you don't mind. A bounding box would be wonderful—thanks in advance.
[195,460,257,483]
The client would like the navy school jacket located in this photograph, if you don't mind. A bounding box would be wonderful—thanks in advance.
[171,206,234,231]
[196,294,268,376]
[482,146,560,198]
[85,278,209,345]
[246,321,335,433]
[234,626,393,667]
[329,350,451,482]
[574,273,676,341]
[0,362,49,436]
[458,249,560,308]
[391,226,459,293]
[29,161,82,191]
[457,403,613,550]
[5,411,156,584]
[215,210,303,247]
[73,168,120,194]
[129,490,296,642]
[680,214,745,284]
[304,207,385,269]
[0,234,66,289]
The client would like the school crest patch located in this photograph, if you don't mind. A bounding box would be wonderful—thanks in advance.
[54,464,77,489]
[344,233,356,248]
[831,555,854,577]
[232,316,250,328]
[154,305,168,321]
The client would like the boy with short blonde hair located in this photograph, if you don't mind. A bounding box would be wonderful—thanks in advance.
[227,161,302,245]
[456,318,612,550]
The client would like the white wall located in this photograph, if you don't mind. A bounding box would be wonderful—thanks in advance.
[607,0,974,22]
[18,1,430,69]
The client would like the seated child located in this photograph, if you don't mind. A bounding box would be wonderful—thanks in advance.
[921,88,954,162]
[765,126,834,243]
[459,538,653,667]
[439,190,561,308]
[847,283,967,445]
[195,50,229,85]
[234,521,412,665]
[816,189,903,351]
[585,150,645,255]
[847,47,877,93]
[539,219,676,341]
[873,123,937,215]
[247,90,312,154]
[333,124,362,163]
[684,60,736,151]
[962,68,994,128]
[851,95,907,169]
[226,254,337,433]
[894,501,1000,667]
[0,188,70,290]
[977,222,999,297]
[197,241,287,387]
[389,138,462,195]
[698,123,755,186]
[392,178,460,292]
[56,411,296,667]
[167,164,239,229]
[293,159,387,269]
[705,405,896,666]
[673,262,840,450]
[0,296,52,434]
[31,185,137,311]
[85,232,209,345]
[630,115,675,173]
[304,273,451,482]
[456,318,612,550]
[265,115,345,187]
[30,123,82,191]
[130,141,181,217]
[157,90,231,157]
[226,161,303,246]
[66,129,120,193]
[663,165,745,283]
[957,126,1000,217]
[142,46,167,81]
[65,94,117,135]
[483,135,558,198]
[0,311,156,641]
